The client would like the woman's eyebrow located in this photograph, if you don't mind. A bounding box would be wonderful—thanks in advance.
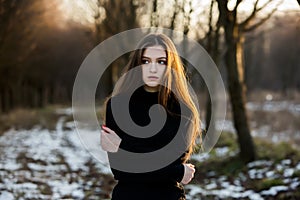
[142,56,167,59]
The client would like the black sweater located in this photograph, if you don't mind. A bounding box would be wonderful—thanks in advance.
[105,86,191,184]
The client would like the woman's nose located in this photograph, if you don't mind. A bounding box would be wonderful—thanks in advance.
[150,63,157,73]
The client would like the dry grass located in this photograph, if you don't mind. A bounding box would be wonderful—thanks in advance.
[0,105,65,135]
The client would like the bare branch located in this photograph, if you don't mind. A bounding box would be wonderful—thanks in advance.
[183,0,193,34]
[216,0,228,26]
[234,0,243,12]
[240,0,283,30]
[170,0,180,30]
[151,0,158,27]
[244,0,283,32]
[257,1,273,12]
[239,0,260,28]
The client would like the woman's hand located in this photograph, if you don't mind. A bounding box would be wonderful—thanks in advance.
[100,125,122,152]
[180,163,195,185]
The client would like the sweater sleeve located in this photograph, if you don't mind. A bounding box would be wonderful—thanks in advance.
[145,160,185,182]
[105,98,142,150]
[106,97,162,151]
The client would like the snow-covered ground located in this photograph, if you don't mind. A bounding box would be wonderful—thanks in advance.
[0,113,112,199]
[246,101,300,116]
[213,100,300,146]
[187,155,300,200]
[0,100,299,199]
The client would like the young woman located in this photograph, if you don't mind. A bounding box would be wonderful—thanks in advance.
[101,33,201,200]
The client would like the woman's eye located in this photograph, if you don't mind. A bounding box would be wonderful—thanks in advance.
[158,60,167,65]
[142,59,149,64]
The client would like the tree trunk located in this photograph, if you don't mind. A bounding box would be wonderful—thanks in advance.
[0,89,2,113]
[205,0,219,134]
[225,25,256,162]
[216,0,256,163]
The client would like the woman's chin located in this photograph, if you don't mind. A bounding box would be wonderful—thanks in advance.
[144,84,159,92]
[145,82,159,88]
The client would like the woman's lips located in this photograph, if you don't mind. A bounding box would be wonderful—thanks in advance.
[148,76,158,79]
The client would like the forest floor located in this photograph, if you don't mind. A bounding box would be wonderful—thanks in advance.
[0,93,299,199]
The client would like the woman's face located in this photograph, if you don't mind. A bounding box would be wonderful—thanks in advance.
[141,45,167,92]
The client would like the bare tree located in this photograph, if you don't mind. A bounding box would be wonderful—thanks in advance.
[0,0,39,112]
[0,0,91,112]
[90,0,139,99]
[203,0,222,137]
[151,0,159,27]
[216,0,282,162]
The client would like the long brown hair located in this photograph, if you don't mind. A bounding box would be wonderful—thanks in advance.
[106,33,201,161]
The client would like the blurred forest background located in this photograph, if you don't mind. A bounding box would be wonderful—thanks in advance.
[0,0,299,111]
[0,0,300,199]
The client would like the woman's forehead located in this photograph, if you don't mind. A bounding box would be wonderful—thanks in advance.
[143,45,166,58]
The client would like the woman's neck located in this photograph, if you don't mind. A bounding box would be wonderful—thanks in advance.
[143,85,159,93]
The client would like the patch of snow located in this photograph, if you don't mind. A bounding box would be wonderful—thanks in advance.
[56,108,73,115]
[17,182,38,190]
[185,184,263,200]
[207,171,216,177]
[247,101,300,116]
[27,163,67,172]
[290,181,300,189]
[218,176,227,182]
[221,182,244,192]
[283,168,294,177]
[247,160,273,168]
[281,159,291,165]
[65,121,76,129]
[238,172,247,182]
[260,185,289,196]
[288,104,300,115]
[185,184,203,197]
[271,132,290,143]
[76,128,109,166]
[234,179,241,186]
[72,190,85,199]
[296,162,300,170]
[248,168,269,179]
[266,171,275,178]
[191,152,210,162]
[216,120,235,133]
[276,164,284,171]
[0,191,14,200]
[251,126,270,138]
[0,162,21,171]
[243,190,264,200]
[48,180,82,197]
[205,182,217,190]
[215,147,229,157]
[247,102,261,111]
